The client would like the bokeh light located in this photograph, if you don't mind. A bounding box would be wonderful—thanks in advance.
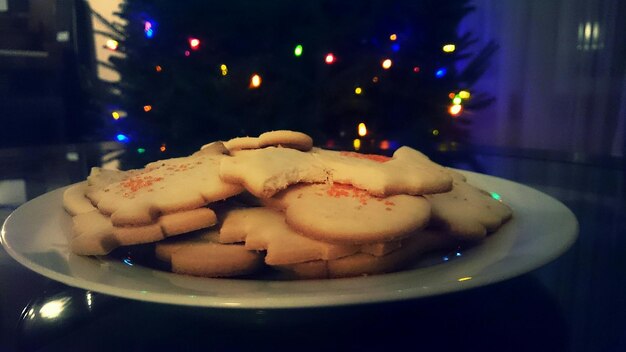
[325,53,336,64]
[294,44,303,57]
[105,39,119,51]
[449,104,463,116]
[358,122,367,137]
[443,44,456,52]
[189,38,200,50]
[382,59,393,69]
[250,74,262,88]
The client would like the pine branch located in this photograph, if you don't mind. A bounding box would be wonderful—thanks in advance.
[97,60,119,72]
[459,41,499,85]
[90,10,126,37]
[93,30,125,42]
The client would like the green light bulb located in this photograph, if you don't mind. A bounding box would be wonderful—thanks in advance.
[294,44,303,57]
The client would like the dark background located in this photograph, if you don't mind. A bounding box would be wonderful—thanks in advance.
[2,0,624,158]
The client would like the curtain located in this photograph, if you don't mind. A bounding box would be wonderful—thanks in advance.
[460,0,626,157]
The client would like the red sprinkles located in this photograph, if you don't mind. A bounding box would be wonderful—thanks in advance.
[324,183,394,206]
[339,151,391,163]
[120,175,164,194]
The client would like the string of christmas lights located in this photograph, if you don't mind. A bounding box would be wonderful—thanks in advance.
[105,16,475,154]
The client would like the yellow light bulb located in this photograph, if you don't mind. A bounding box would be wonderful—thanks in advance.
[358,122,367,137]
[353,138,361,151]
[105,39,119,51]
[250,74,262,88]
[382,59,392,69]
[459,90,471,99]
[449,104,463,116]
[443,44,456,53]
[389,34,397,41]
[355,87,362,95]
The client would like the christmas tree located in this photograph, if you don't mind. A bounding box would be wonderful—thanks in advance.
[94,0,496,167]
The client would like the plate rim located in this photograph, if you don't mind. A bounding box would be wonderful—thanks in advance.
[1,170,579,308]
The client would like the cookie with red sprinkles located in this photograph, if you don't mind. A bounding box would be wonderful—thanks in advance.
[264,182,431,245]
[312,146,454,196]
[89,153,243,226]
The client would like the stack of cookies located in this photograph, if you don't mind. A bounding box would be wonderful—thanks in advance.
[63,130,512,279]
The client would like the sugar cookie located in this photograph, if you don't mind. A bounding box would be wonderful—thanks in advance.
[219,207,358,265]
[85,167,137,205]
[71,207,217,255]
[257,130,314,151]
[89,153,243,226]
[203,130,314,152]
[220,146,453,199]
[222,137,260,152]
[155,230,263,277]
[192,141,229,156]
[63,182,96,216]
[220,147,329,198]
[277,230,457,279]
[265,183,431,244]
[312,146,453,196]
[424,170,513,241]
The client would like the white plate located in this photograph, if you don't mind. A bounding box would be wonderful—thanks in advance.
[1,171,578,308]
